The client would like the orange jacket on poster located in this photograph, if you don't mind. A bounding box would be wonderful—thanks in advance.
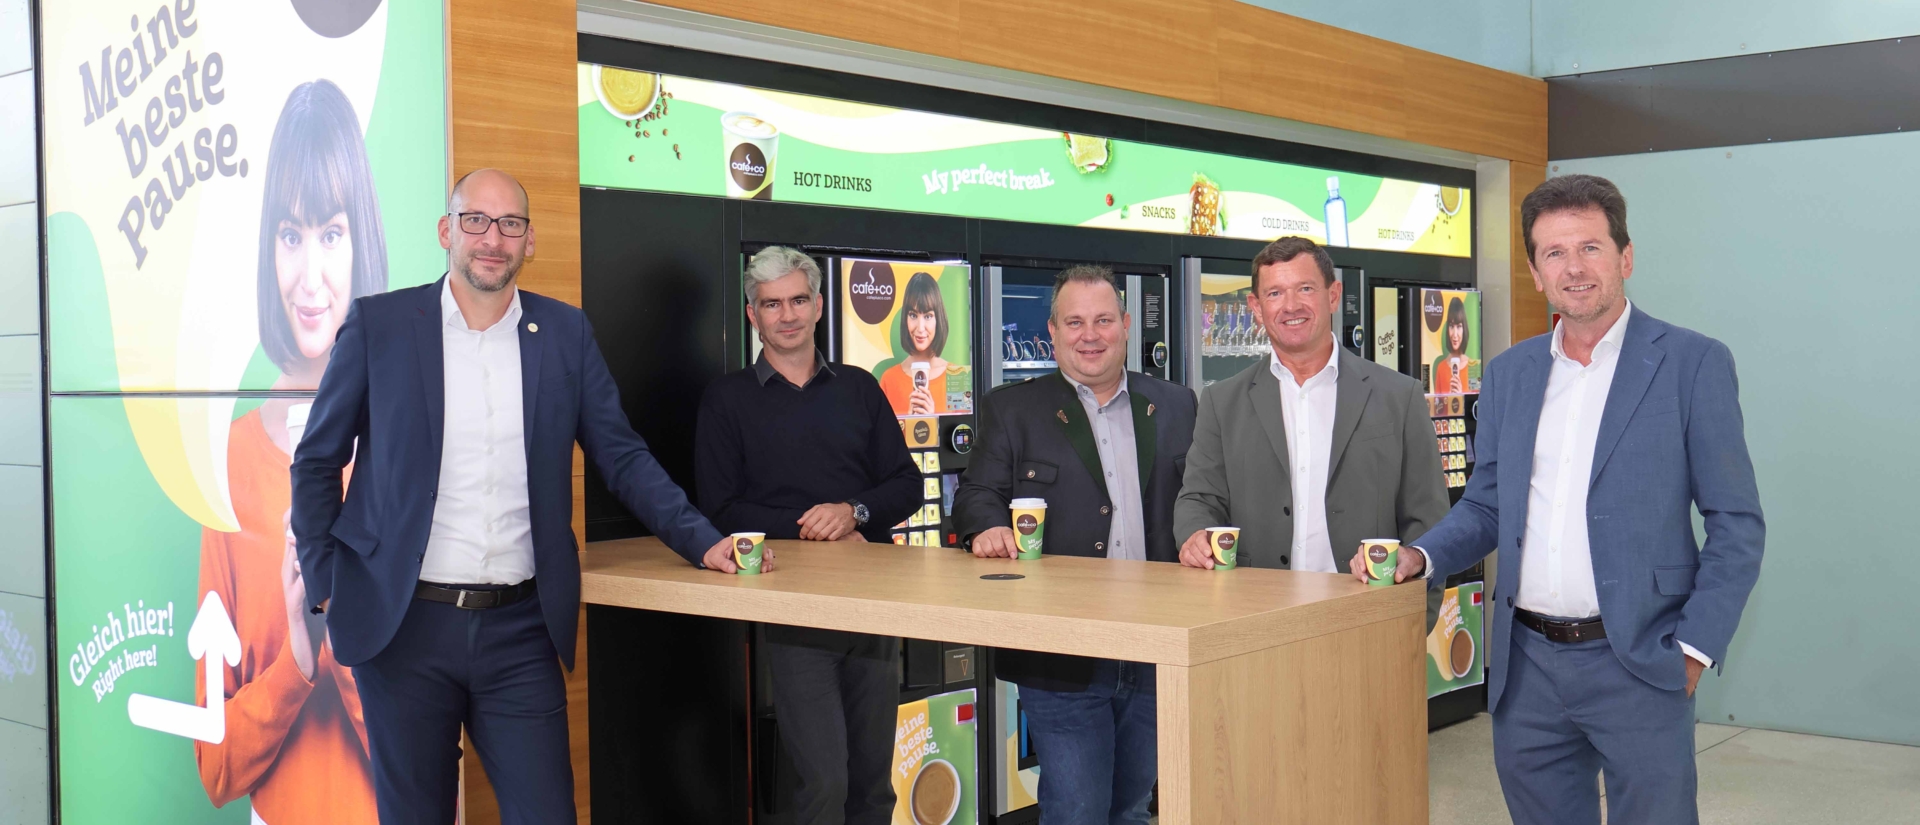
[195,409,375,823]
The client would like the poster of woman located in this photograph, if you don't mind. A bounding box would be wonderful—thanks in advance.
[1421,289,1481,395]
[838,259,973,418]
[193,79,383,824]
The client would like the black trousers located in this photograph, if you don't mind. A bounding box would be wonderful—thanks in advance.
[765,629,901,825]
[353,589,574,824]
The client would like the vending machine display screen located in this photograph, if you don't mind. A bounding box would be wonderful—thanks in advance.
[839,258,975,418]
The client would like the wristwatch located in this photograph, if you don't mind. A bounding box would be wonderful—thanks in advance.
[847,500,870,526]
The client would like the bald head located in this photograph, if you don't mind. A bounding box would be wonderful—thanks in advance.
[449,168,530,215]
[440,167,535,294]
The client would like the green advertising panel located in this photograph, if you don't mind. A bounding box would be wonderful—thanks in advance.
[42,2,446,822]
[43,0,447,395]
[578,65,1471,259]
[1427,582,1486,698]
[891,689,979,825]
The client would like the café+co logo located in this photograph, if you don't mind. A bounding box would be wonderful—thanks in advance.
[1215,532,1236,551]
[1368,544,1390,564]
[848,261,897,325]
[1422,291,1445,332]
[735,538,754,554]
[1016,514,1039,535]
[729,143,770,193]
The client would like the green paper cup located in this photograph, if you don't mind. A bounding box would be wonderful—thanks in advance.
[732,532,766,575]
[1010,498,1047,560]
[1362,539,1400,587]
[1206,527,1239,570]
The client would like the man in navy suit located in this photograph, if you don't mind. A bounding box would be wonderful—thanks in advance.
[1357,174,1764,825]
[291,169,745,824]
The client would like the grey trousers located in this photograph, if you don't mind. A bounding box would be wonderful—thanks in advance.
[765,630,902,825]
[1493,621,1699,825]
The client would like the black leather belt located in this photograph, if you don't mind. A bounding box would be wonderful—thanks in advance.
[1514,608,1607,643]
[415,579,536,610]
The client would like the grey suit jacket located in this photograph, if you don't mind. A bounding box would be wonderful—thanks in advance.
[1174,349,1450,571]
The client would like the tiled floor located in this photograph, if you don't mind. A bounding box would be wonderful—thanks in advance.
[1430,714,1920,824]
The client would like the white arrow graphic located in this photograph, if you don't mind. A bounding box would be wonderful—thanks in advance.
[128,591,241,744]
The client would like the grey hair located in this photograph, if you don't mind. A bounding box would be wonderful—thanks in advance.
[744,246,821,301]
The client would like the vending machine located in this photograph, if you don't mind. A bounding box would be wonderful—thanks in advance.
[1179,257,1365,393]
[981,264,1174,390]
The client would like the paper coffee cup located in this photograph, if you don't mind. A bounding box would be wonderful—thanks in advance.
[1206,527,1239,570]
[721,111,778,200]
[731,532,766,575]
[1362,539,1399,587]
[1010,498,1047,559]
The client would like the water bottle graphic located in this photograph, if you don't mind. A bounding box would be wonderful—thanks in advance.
[1324,176,1350,248]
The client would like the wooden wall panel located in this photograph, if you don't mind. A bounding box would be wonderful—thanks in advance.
[448,0,586,821]
[647,0,1547,163]
[1509,162,1550,343]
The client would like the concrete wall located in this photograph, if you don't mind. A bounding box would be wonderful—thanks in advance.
[0,0,50,819]
[1552,132,1920,746]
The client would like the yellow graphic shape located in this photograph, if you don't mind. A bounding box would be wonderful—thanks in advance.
[125,397,241,532]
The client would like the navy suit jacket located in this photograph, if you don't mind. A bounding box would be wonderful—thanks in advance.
[1419,308,1764,712]
[290,277,721,668]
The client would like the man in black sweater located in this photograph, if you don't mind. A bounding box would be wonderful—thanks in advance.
[694,246,921,825]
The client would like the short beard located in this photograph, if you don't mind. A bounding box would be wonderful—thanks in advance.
[458,254,521,293]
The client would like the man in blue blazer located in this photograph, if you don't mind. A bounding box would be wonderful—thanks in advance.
[1356,174,1764,825]
[291,169,740,824]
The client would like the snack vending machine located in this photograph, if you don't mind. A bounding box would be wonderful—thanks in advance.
[1368,279,1490,725]
[982,264,1173,390]
[1180,258,1365,393]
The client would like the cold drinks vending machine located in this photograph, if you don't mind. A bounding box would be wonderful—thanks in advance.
[1180,257,1365,393]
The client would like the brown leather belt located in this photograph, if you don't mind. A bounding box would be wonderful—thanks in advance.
[1514,608,1607,643]
[414,579,536,610]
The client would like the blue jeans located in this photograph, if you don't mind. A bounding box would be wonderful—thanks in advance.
[1018,660,1157,825]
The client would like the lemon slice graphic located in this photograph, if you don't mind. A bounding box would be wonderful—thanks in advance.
[1437,187,1463,217]
[1065,133,1111,173]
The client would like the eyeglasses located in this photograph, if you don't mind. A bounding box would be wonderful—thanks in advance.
[451,212,530,238]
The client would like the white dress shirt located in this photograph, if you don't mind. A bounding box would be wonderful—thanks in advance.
[419,278,536,585]
[1271,342,1340,573]
[1517,302,1711,667]
[1063,373,1147,561]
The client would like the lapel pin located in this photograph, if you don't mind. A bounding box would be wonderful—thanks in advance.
[1056,410,1069,424]
[1147,403,1156,416]
[527,322,539,333]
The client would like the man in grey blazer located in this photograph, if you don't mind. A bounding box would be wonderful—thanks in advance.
[1175,237,1449,573]
[1363,175,1765,825]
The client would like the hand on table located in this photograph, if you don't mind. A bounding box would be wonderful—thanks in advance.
[968,527,1019,559]
[702,535,775,573]
[797,503,859,541]
[1349,543,1427,585]
[1178,529,1216,569]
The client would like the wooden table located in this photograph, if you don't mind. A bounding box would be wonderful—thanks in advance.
[583,538,1428,825]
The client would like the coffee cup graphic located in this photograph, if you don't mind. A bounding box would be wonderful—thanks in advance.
[1010,498,1047,559]
[721,111,779,200]
[731,532,766,575]
[1206,527,1239,570]
[1448,628,1475,679]
[910,758,961,825]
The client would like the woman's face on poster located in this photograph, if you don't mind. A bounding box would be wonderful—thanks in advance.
[1448,319,1465,353]
[906,307,939,356]
[276,210,354,360]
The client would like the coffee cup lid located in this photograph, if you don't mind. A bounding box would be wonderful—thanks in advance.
[1206,526,1237,532]
[733,532,766,539]
[1010,498,1047,508]
[1361,538,1400,544]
